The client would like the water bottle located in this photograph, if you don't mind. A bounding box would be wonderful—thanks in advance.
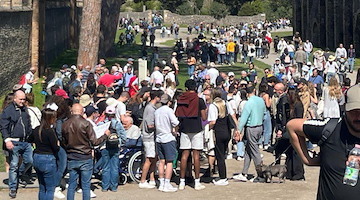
[343,144,360,186]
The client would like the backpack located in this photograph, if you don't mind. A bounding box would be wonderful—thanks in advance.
[255,39,260,47]
[62,75,71,91]
[284,55,291,63]
[19,74,27,85]
[106,121,120,149]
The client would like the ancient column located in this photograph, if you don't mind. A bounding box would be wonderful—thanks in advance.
[31,0,39,77]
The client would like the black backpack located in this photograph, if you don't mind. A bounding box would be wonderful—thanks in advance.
[317,118,340,146]
[255,39,260,46]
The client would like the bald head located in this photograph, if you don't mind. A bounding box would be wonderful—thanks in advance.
[274,83,286,95]
[122,116,133,130]
[14,90,26,107]
[72,103,84,115]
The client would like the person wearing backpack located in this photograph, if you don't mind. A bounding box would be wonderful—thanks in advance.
[254,36,262,58]
[97,106,126,192]
[208,88,238,186]
[287,84,360,200]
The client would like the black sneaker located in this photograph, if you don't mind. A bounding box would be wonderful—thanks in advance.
[9,190,17,198]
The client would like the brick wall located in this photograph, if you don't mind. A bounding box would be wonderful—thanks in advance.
[0,10,32,95]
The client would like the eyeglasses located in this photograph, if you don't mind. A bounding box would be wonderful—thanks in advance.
[205,79,210,80]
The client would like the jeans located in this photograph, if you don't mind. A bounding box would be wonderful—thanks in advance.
[348,58,355,72]
[101,148,120,191]
[306,51,311,63]
[33,154,57,200]
[9,141,33,190]
[326,72,335,83]
[261,110,272,146]
[228,52,235,63]
[256,48,262,58]
[188,65,195,77]
[67,159,93,200]
[56,147,67,186]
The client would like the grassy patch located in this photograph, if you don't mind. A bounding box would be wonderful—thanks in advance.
[160,39,176,47]
[272,31,293,39]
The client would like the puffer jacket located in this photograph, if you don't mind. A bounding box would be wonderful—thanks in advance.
[0,102,32,142]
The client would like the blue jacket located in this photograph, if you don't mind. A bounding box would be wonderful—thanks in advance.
[0,103,32,141]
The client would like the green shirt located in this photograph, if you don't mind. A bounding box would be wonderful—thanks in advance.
[238,95,266,131]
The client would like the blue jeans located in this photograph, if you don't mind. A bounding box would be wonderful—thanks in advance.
[56,147,67,186]
[188,65,195,77]
[256,48,262,57]
[326,72,335,83]
[348,58,355,72]
[228,52,235,63]
[9,141,33,190]
[33,154,57,200]
[101,148,120,191]
[261,110,272,145]
[67,159,93,200]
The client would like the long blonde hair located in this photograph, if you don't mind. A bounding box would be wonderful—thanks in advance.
[328,77,342,99]
[212,88,226,118]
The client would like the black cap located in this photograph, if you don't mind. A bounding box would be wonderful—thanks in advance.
[139,86,151,96]
[295,78,307,85]
[85,106,98,116]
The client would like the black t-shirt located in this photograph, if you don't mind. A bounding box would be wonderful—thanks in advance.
[29,127,60,155]
[178,98,207,133]
[303,119,360,200]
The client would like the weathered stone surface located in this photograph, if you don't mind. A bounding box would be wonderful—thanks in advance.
[293,0,360,53]
[119,10,265,26]
[0,11,32,95]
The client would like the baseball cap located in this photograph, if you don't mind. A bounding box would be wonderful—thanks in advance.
[55,89,69,99]
[105,106,116,114]
[295,78,308,85]
[85,106,98,116]
[346,84,360,111]
[160,94,171,104]
[128,58,134,62]
[13,84,23,91]
[275,58,280,61]
[138,86,151,96]
[228,72,235,77]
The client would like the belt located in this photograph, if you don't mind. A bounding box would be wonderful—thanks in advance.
[248,125,263,128]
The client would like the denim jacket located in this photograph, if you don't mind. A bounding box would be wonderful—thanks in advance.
[99,118,126,147]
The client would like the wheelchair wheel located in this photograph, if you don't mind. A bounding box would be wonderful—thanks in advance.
[128,151,143,183]
[118,173,127,185]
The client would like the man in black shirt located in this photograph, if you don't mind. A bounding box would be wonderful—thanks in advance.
[175,80,207,191]
[287,84,360,200]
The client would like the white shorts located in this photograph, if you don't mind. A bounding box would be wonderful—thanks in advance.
[180,131,204,150]
[143,141,156,158]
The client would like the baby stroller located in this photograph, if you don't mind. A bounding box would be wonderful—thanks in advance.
[118,137,144,185]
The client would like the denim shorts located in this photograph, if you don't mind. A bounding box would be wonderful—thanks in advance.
[156,141,177,161]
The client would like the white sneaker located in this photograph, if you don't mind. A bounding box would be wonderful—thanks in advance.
[260,154,264,158]
[236,156,244,161]
[162,183,178,192]
[213,179,229,186]
[149,180,156,187]
[194,183,206,190]
[54,187,65,199]
[77,189,82,193]
[139,182,156,189]
[90,190,97,198]
[158,184,164,192]
[178,182,185,190]
[232,174,248,182]
[259,144,263,149]
[226,154,233,159]
[264,145,269,150]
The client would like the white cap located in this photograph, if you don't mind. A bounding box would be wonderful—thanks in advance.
[228,72,235,77]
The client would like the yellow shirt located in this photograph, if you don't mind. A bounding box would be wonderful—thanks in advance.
[227,42,236,52]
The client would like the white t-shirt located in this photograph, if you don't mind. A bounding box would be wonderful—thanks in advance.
[115,101,126,122]
[207,101,235,122]
[150,70,164,85]
[207,68,219,86]
[227,95,237,114]
[27,106,41,129]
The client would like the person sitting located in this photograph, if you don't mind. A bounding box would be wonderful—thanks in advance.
[122,116,142,147]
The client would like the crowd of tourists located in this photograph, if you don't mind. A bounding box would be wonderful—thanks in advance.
[1,19,360,200]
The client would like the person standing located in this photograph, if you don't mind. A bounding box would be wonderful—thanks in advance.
[62,104,110,200]
[232,86,266,183]
[303,40,313,63]
[175,80,207,191]
[139,90,163,189]
[287,84,360,199]
[155,94,179,192]
[186,54,196,78]
[0,90,33,198]
[347,44,356,73]
[208,89,238,186]
[28,103,60,200]
[294,46,307,75]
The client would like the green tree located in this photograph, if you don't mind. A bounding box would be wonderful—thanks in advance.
[237,0,269,16]
[215,0,247,15]
[176,2,197,15]
[209,1,229,20]
[159,0,186,12]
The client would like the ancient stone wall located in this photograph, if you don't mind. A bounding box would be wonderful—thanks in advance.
[293,0,360,53]
[0,10,32,95]
[119,10,266,26]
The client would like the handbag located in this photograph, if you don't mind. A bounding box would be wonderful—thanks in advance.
[106,133,120,149]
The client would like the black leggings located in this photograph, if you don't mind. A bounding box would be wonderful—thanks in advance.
[214,131,230,179]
